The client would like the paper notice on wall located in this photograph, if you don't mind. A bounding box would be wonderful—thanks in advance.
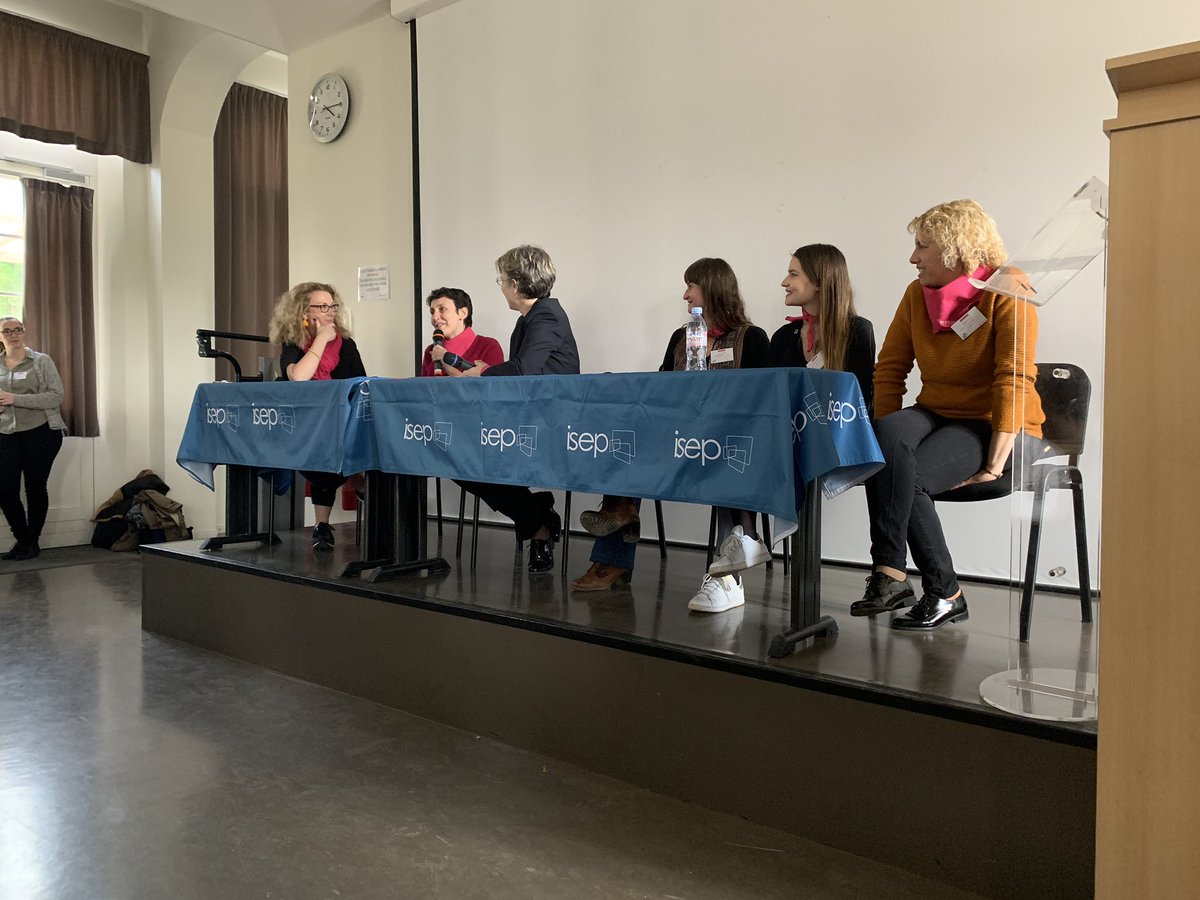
[358,265,390,301]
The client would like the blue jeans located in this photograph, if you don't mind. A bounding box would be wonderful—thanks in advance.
[865,407,993,598]
[588,498,641,570]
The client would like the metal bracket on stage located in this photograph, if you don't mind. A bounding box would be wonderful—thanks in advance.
[769,480,837,657]
[200,464,282,551]
[340,471,449,583]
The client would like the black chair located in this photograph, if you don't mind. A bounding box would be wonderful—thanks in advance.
[454,486,573,575]
[933,363,1093,642]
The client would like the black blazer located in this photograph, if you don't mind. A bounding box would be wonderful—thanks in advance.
[279,337,367,380]
[483,297,580,377]
[768,315,876,413]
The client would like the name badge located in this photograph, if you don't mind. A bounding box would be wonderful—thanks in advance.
[12,371,28,380]
[710,347,734,365]
[951,306,986,340]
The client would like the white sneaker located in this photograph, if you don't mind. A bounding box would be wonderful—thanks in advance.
[707,526,771,576]
[687,574,745,613]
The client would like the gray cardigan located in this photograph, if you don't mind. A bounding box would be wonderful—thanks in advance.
[0,348,67,434]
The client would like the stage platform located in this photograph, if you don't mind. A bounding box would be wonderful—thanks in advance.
[143,520,1097,899]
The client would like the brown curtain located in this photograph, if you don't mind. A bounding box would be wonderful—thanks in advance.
[22,178,98,437]
[213,82,289,381]
[0,12,151,164]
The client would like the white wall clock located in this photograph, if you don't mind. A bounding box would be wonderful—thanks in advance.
[307,73,350,143]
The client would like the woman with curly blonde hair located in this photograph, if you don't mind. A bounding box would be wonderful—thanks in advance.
[269,281,367,550]
[853,200,1045,631]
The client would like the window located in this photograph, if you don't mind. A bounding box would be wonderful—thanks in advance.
[0,173,23,320]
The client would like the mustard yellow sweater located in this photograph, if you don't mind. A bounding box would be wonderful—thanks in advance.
[873,280,1045,437]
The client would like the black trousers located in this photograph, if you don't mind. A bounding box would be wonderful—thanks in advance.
[864,407,994,598]
[301,470,346,508]
[0,423,65,546]
[457,481,554,542]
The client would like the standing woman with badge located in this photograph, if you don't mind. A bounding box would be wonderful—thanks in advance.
[0,317,68,560]
[270,282,367,551]
[854,199,1045,630]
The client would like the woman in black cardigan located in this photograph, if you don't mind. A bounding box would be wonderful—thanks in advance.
[270,281,367,551]
[449,245,580,573]
[770,243,875,412]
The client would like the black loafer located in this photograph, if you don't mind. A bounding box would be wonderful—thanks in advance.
[850,572,916,616]
[528,538,554,573]
[891,593,969,631]
[527,508,560,573]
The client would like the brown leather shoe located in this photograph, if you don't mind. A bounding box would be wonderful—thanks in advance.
[579,501,640,538]
[570,563,632,592]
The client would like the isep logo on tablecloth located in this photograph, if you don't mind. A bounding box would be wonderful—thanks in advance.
[204,405,240,430]
[250,405,295,434]
[405,419,453,451]
[566,428,636,464]
[673,431,753,472]
[481,424,538,458]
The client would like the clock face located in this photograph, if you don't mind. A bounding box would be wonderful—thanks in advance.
[307,73,350,143]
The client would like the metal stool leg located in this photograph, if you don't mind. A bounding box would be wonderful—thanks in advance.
[561,491,572,575]
[471,493,481,570]
[654,500,667,559]
[455,487,467,557]
[1071,469,1093,624]
[435,478,443,538]
[706,508,717,569]
[761,511,773,570]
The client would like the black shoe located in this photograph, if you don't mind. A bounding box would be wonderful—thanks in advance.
[3,541,37,561]
[312,522,335,551]
[891,592,969,631]
[850,572,916,616]
[528,538,554,573]
[527,509,561,573]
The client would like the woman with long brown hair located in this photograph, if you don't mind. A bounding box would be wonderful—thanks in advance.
[571,257,771,614]
[770,243,875,409]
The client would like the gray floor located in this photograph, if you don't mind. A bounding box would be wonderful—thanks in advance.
[0,556,982,899]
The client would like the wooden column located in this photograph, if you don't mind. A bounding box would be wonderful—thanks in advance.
[1098,40,1200,898]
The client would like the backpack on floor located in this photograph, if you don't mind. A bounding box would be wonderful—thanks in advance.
[91,470,186,550]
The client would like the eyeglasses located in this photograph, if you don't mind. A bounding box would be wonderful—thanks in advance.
[495,277,507,286]
[1,327,25,337]
[307,303,340,313]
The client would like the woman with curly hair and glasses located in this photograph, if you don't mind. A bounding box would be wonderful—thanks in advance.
[854,199,1044,631]
[269,281,367,551]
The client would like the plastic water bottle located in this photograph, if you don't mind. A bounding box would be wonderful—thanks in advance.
[686,307,708,371]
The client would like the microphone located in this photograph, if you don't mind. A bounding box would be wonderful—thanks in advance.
[431,328,473,370]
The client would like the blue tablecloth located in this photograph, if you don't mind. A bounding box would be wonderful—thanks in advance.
[177,379,359,490]
[177,369,883,534]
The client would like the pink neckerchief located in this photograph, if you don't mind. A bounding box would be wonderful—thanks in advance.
[441,326,477,357]
[784,309,818,352]
[304,333,343,380]
[922,266,993,333]
[707,325,727,341]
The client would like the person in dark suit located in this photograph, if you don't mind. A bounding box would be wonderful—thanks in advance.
[450,245,580,572]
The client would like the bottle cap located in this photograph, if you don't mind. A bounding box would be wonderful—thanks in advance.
[690,307,703,316]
